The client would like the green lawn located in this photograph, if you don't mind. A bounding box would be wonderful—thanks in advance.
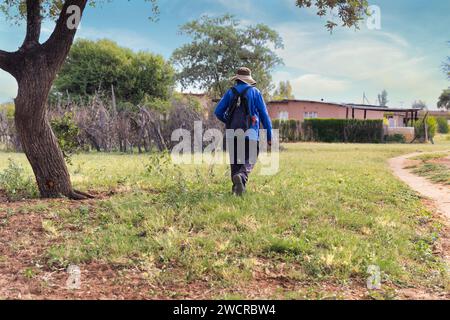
[1,138,450,299]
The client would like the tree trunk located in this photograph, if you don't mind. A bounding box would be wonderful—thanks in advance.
[14,65,91,200]
[0,0,90,200]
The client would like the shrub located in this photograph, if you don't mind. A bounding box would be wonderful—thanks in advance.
[413,116,437,141]
[436,117,449,134]
[272,120,301,142]
[385,134,406,144]
[303,119,384,143]
[51,113,80,163]
[0,159,38,201]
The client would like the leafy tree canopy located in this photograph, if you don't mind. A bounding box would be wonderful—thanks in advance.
[171,14,284,99]
[0,0,158,23]
[438,89,450,111]
[53,39,174,105]
[273,81,295,101]
[295,0,369,31]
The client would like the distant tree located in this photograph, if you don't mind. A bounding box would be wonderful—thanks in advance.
[272,81,295,101]
[436,117,449,134]
[438,89,450,110]
[437,43,449,110]
[412,100,427,110]
[54,39,174,105]
[171,15,284,99]
[377,89,389,107]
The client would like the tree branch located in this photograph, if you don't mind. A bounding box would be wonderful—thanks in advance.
[42,0,88,69]
[0,49,16,76]
[21,0,42,49]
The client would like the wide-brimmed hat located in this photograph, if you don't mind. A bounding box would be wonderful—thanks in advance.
[230,67,257,86]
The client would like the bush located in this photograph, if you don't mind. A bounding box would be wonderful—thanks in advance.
[385,134,406,144]
[436,117,449,134]
[272,120,301,142]
[303,119,384,143]
[413,116,437,141]
[51,113,80,163]
[0,159,38,201]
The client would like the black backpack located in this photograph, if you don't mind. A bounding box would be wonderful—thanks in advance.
[224,86,252,130]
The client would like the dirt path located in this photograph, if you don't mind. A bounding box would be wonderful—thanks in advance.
[389,152,450,300]
[389,152,450,220]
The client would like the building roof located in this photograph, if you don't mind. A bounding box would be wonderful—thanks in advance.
[269,99,421,113]
[345,103,421,113]
[268,99,343,107]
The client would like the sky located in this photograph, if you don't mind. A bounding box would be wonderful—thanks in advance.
[0,0,449,109]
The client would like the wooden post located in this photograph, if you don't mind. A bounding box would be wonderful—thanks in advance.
[352,108,355,119]
[346,108,349,119]
[364,109,367,120]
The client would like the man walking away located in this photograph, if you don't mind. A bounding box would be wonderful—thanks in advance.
[214,67,273,196]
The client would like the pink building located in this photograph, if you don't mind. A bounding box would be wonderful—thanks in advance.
[267,100,420,128]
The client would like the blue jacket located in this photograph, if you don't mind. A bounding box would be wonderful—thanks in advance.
[214,82,273,141]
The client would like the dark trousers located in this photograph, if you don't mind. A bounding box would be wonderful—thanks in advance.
[228,138,259,186]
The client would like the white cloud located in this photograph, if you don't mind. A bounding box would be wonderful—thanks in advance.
[293,74,350,97]
[273,22,448,108]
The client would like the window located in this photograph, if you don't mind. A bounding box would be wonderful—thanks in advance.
[278,111,289,121]
[304,112,318,119]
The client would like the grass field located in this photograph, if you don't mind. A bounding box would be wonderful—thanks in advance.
[1,137,450,299]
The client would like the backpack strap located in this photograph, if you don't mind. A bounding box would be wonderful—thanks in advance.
[231,87,240,96]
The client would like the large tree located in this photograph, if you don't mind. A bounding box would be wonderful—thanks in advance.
[0,0,367,200]
[171,14,284,99]
[54,39,174,105]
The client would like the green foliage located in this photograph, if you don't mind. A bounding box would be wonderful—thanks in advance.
[0,159,38,200]
[438,89,450,110]
[53,39,174,104]
[385,134,406,144]
[436,117,449,134]
[0,1,159,23]
[295,0,369,31]
[0,102,14,118]
[413,116,437,141]
[50,113,80,163]
[171,14,284,99]
[304,119,384,143]
[272,81,295,101]
[272,119,301,142]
